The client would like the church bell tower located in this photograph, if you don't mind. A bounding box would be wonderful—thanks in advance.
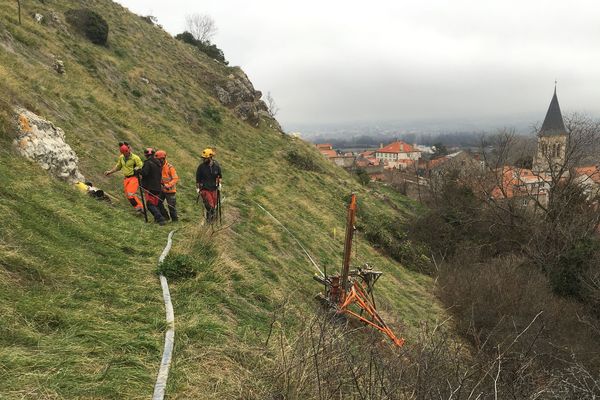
[532,87,568,173]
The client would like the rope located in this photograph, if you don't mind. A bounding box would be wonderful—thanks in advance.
[153,230,176,400]
[251,200,324,277]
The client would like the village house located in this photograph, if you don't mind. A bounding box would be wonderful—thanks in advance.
[574,166,600,200]
[374,141,421,170]
[315,143,338,159]
[355,150,381,167]
[490,167,550,207]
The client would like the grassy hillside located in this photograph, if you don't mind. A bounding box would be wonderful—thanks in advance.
[0,1,443,398]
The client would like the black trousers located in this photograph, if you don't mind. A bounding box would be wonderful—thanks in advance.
[160,192,178,221]
[146,190,166,223]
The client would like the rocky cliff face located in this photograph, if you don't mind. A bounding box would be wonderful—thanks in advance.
[214,67,281,131]
[13,107,84,183]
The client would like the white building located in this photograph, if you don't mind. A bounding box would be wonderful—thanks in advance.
[374,141,421,170]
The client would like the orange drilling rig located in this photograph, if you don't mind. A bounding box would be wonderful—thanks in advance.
[314,194,405,347]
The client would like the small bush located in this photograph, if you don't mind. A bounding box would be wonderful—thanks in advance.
[355,168,370,186]
[175,31,228,64]
[201,105,222,124]
[65,9,109,45]
[285,148,323,172]
[176,31,196,45]
[158,254,204,280]
[550,239,600,299]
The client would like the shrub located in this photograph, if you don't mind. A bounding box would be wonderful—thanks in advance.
[65,9,109,45]
[436,255,600,367]
[358,210,432,274]
[158,254,204,280]
[176,31,196,45]
[285,148,323,172]
[201,105,222,124]
[550,238,600,299]
[175,31,228,64]
[355,168,370,186]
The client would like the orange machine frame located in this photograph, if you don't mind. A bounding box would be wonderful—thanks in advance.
[315,194,404,347]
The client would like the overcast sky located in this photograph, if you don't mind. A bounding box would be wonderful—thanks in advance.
[116,0,600,132]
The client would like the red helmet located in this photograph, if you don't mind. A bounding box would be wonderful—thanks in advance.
[155,150,167,159]
[119,144,130,154]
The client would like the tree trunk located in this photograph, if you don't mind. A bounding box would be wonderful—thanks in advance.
[17,0,21,25]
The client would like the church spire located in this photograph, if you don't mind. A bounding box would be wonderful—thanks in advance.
[539,86,566,137]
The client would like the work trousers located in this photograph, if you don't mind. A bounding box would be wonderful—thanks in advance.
[160,192,178,221]
[200,189,218,223]
[123,176,143,210]
[145,189,166,223]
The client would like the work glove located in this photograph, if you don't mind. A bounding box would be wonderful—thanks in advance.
[196,187,200,194]
[133,168,141,177]
[218,183,222,191]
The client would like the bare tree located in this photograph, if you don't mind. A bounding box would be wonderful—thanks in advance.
[185,13,217,43]
[266,92,279,118]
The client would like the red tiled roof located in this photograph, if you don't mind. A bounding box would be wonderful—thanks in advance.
[319,149,337,158]
[428,156,449,169]
[491,166,547,199]
[316,143,333,150]
[575,166,600,184]
[360,150,375,158]
[576,166,597,175]
[377,141,417,153]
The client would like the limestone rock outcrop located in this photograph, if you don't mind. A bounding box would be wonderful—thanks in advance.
[213,68,271,127]
[13,108,85,183]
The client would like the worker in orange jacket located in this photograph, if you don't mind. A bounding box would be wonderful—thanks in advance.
[155,150,179,222]
[104,144,144,212]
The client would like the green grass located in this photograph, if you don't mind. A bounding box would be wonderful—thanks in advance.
[0,147,166,399]
[0,1,444,398]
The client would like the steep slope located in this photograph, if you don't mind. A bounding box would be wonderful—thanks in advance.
[0,1,443,398]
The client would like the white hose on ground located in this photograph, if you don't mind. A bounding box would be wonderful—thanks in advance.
[252,200,324,277]
[153,230,176,400]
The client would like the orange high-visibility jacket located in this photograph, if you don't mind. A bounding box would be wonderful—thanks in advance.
[161,161,179,193]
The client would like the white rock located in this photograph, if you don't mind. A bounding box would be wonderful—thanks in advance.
[13,108,85,183]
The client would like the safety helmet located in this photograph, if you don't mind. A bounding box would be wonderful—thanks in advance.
[201,148,214,158]
[119,144,130,154]
[144,147,155,157]
[155,150,167,159]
